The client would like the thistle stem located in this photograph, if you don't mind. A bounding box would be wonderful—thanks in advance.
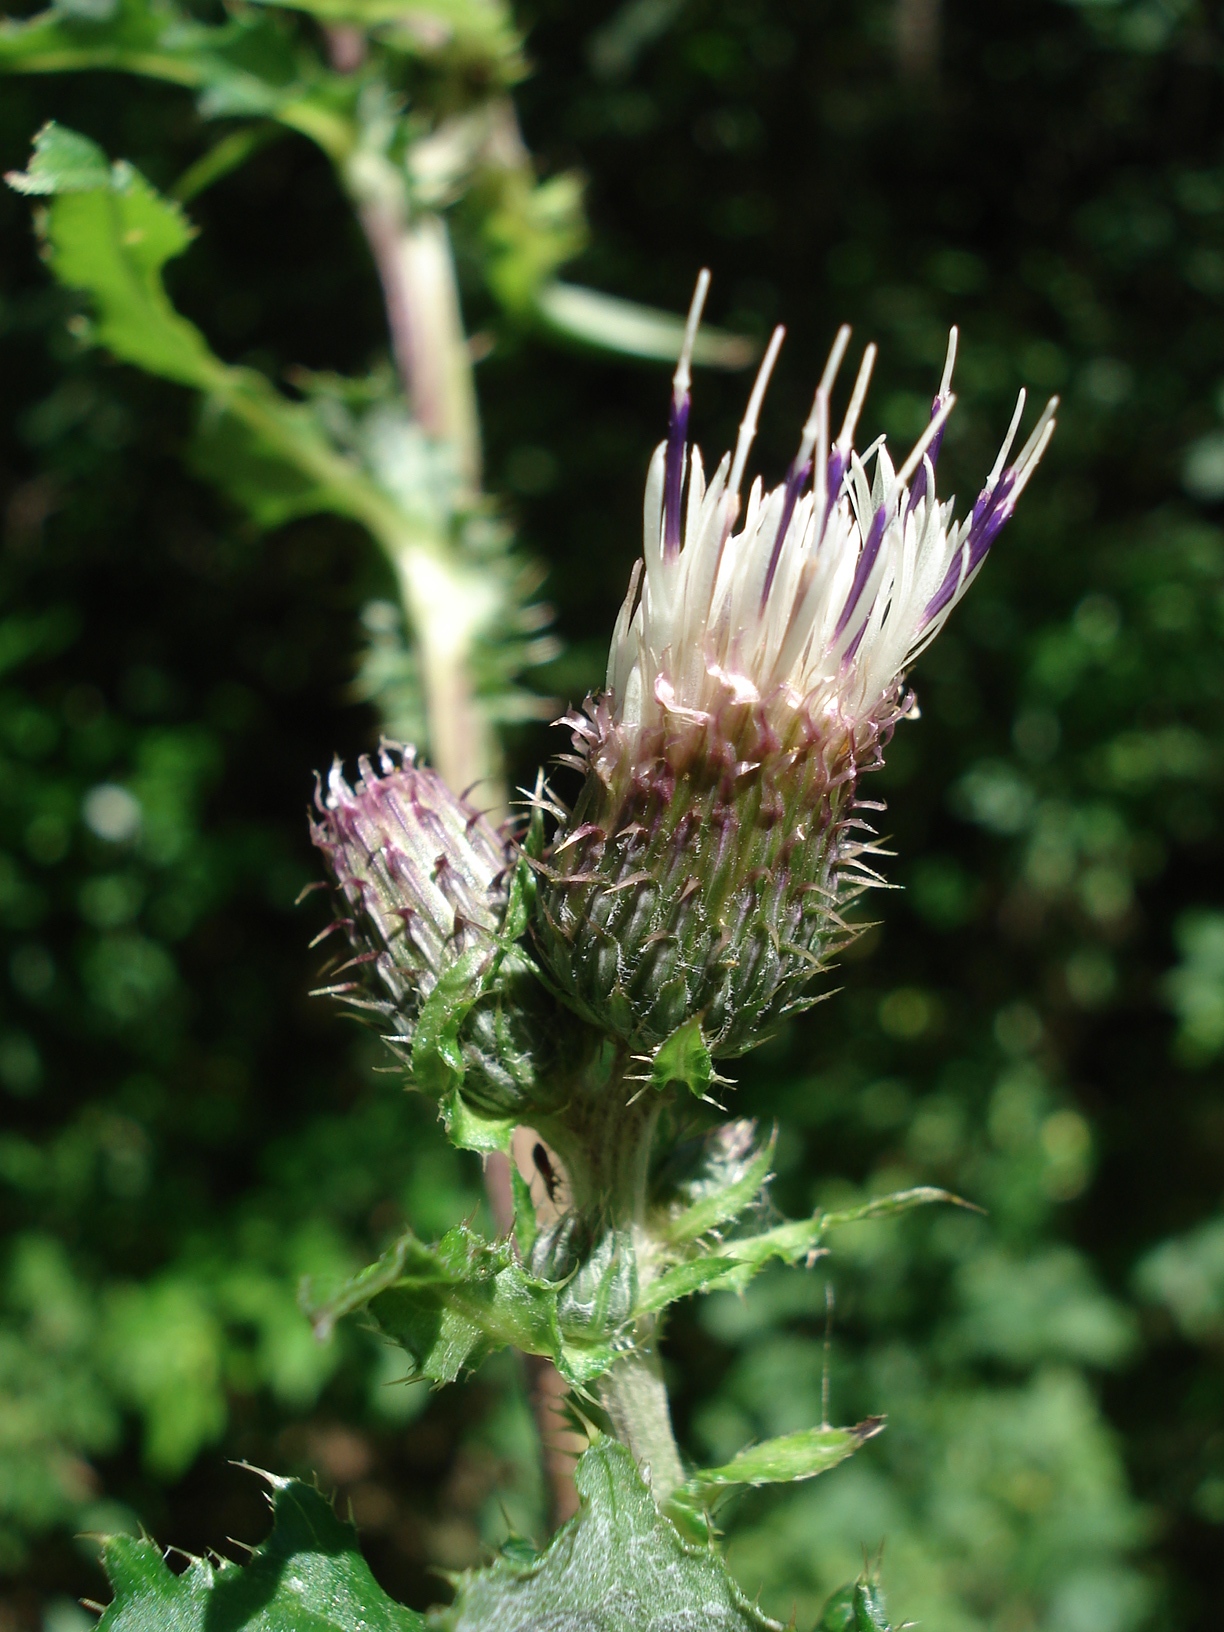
[598,1336,685,1502]
[324,24,576,1528]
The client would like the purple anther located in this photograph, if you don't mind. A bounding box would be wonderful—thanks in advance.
[663,388,690,560]
[965,463,1016,539]
[921,553,966,628]
[961,466,1016,568]
[760,455,812,610]
[920,480,1017,629]
[833,499,889,642]
[965,498,1013,572]
[816,447,848,546]
[906,395,949,516]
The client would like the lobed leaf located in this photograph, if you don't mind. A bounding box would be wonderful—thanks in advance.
[95,1471,426,1630]
[4,124,403,543]
[9,121,213,387]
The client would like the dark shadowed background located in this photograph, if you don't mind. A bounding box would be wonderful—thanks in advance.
[1,2,1223,1629]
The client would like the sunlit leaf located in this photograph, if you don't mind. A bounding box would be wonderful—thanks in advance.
[302,1221,615,1387]
[438,1437,784,1631]
[95,1471,426,1630]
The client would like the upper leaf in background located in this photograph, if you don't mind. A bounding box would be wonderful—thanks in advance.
[246,0,524,74]
[0,6,753,373]
[537,279,756,368]
[4,122,408,539]
[7,122,210,386]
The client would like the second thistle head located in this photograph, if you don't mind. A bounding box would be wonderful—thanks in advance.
[311,745,509,1026]
[310,745,579,1122]
[535,273,1057,1063]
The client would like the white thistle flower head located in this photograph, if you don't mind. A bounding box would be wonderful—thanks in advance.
[536,275,1056,1060]
[605,271,1058,781]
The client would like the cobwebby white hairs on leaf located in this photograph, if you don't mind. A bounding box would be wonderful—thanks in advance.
[607,274,1058,757]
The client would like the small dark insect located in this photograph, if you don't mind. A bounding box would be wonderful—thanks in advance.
[533,1142,559,1204]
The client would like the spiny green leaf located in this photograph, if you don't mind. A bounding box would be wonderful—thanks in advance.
[641,1186,965,1315]
[410,947,487,1094]
[439,1086,516,1154]
[664,1419,883,1544]
[5,119,111,193]
[436,1437,783,1632]
[95,1471,426,1630]
[302,1222,615,1388]
[683,1418,885,1497]
[655,1120,775,1246]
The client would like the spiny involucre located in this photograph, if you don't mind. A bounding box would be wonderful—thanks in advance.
[311,746,510,1016]
[536,273,1057,1059]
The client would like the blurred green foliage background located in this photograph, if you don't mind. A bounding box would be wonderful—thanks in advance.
[1,0,1223,1629]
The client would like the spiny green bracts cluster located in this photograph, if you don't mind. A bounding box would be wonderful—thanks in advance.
[535,693,891,1057]
[309,744,576,1121]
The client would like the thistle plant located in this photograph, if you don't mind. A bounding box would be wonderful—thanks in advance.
[0,0,1062,1617]
[304,277,1056,1622]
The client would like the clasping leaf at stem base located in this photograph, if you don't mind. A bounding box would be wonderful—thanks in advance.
[438,1438,785,1632]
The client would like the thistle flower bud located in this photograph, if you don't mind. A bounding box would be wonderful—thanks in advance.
[310,745,572,1120]
[537,279,1056,1059]
[311,745,508,1014]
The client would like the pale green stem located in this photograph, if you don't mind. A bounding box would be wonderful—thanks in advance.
[340,118,496,804]
[395,543,502,810]
[540,1072,686,1503]
[599,1340,685,1502]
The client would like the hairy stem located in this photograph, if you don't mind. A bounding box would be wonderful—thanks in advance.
[598,1338,685,1501]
